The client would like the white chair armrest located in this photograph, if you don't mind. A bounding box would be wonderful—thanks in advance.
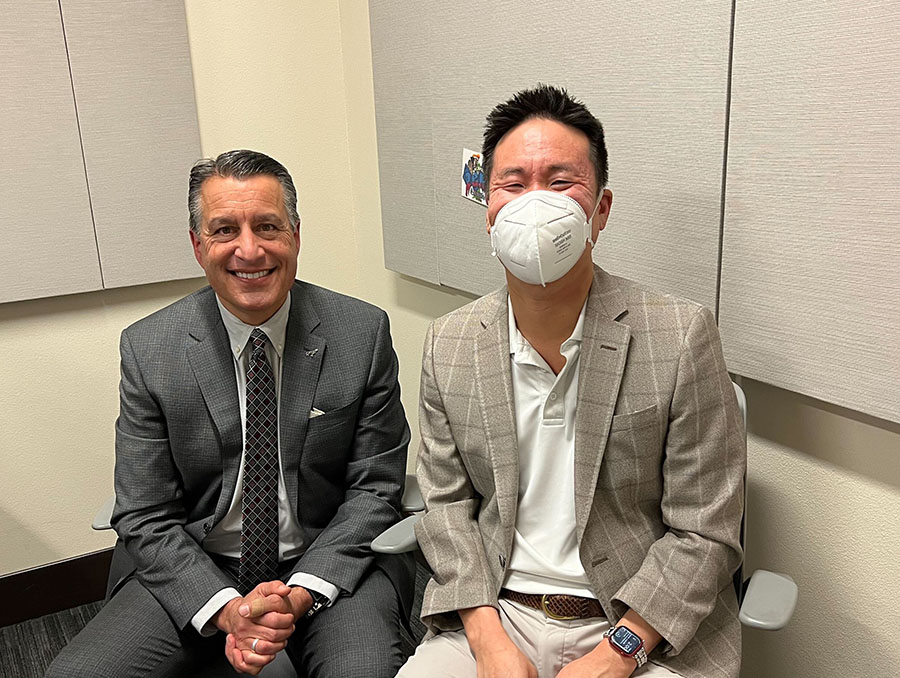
[401,473,424,513]
[371,514,421,554]
[739,569,798,630]
[92,494,116,531]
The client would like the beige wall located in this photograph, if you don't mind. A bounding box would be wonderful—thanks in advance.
[740,378,900,677]
[1,2,898,676]
[0,278,204,570]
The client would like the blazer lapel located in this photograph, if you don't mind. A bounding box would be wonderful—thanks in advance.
[186,291,243,522]
[473,289,519,532]
[280,283,324,510]
[574,267,631,543]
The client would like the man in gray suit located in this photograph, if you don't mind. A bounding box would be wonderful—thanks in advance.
[398,86,746,678]
[47,150,413,677]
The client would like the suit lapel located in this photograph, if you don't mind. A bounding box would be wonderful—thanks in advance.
[473,290,519,532]
[186,290,243,522]
[574,267,631,543]
[280,283,324,510]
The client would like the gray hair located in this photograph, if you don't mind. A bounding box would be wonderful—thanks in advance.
[188,149,300,234]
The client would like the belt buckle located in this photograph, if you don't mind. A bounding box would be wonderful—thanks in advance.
[540,594,577,621]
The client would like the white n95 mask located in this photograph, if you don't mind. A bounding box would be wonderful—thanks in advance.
[490,190,600,286]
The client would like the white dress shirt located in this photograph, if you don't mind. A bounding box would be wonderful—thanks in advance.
[191,292,337,635]
[502,296,596,598]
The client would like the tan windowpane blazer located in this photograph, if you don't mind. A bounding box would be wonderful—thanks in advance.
[415,266,746,678]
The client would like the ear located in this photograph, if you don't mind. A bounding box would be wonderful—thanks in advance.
[189,229,205,269]
[591,188,613,241]
[293,220,301,250]
[485,194,498,234]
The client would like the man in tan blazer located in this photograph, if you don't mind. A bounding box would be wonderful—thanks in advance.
[397,86,746,678]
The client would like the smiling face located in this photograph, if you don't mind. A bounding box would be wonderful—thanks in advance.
[190,174,300,325]
[486,117,610,241]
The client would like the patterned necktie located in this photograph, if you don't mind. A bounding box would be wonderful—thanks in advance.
[239,328,280,593]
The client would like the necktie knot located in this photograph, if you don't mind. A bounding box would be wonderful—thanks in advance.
[250,328,268,356]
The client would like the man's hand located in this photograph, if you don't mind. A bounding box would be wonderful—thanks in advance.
[557,609,661,678]
[460,606,537,678]
[284,585,314,621]
[555,641,636,678]
[473,638,538,678]
[213,581,295,675]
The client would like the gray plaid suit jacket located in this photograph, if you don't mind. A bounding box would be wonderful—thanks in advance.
[108,280,413,630]
[415,266,746,678]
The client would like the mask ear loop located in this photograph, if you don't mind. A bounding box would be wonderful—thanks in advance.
[586,188,605,247]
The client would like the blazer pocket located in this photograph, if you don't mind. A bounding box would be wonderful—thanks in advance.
[305,396,361,435]
[610,404,658,432]
[599,405,663,491]
[309,398,359,426]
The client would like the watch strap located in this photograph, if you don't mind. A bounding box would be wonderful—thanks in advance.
[304,589,329,618]
[633,645,648,668]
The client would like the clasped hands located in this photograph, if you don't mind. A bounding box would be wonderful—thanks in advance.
[213,581,313,675]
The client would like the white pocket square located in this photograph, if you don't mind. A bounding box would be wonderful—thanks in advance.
[309,407,325,418]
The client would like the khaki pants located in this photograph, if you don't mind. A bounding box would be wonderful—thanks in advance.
[398,599,681,678]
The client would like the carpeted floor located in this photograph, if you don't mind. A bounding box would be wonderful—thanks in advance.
[0,600,103,678]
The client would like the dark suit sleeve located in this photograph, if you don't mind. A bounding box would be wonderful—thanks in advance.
[290,310,411,595]
[112,330,235,630]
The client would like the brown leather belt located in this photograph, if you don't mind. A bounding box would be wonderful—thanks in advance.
[501,588,605,620]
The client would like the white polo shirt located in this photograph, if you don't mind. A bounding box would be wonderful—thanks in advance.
[502,296,596,598]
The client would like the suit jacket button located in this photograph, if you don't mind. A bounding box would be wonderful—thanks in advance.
[203,522,211,533]
[499,554,506,568]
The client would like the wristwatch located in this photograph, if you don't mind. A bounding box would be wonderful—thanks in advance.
[604,624,648,668]
[304,589,329,618]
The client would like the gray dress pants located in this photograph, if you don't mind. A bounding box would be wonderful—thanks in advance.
[45,566,406,678]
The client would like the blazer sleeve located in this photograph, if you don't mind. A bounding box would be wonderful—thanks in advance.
[415,321,498,631]
[112,330,235,630]
[612,305,746,654]
[290,310,411,595]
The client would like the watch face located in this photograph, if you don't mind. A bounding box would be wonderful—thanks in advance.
[611,626,643,656]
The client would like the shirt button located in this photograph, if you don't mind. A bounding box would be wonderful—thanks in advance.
[549,392,558,401]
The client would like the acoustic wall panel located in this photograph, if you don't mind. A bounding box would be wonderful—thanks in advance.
[60,0,202,289]
[720,0,900,423]
[371,1,733,308]
[423,0,529,296]
[0,1,103,304]
[428,1,734,303]
[370,0,440,285]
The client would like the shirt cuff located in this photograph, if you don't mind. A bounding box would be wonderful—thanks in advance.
[286,573,339,606]
[191,587,242,637]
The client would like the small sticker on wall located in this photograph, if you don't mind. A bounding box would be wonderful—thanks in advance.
[461,148,487,206]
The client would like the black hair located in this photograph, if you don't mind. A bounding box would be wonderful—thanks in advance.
[482,84,608,193]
